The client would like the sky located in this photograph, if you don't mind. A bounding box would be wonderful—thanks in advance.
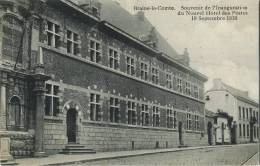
[116,0,259,101]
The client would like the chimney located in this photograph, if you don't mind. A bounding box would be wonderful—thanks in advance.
[136,11,145,21]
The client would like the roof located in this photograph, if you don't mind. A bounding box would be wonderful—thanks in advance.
[99,0,181,60]
[54,0,208,81]
[205,109,216,117]
[208,79,258,106]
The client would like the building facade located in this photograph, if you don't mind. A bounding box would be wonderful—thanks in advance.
[0,0,209,158]
[205,79,259,144]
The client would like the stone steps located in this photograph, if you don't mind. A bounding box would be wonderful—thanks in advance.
[61,144,96,155]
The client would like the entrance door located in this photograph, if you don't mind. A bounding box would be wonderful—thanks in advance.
[207,122,212,145]
[67,109,77,143]
[178,121,183,145]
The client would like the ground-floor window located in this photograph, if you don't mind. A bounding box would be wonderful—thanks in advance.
[141,104,149,126]
[239,124,242,137]
[247,124,249,137]
[90,93,101,121]
[195,115,199,131]
[45,83,59,116]
[110,97,120,123]
[243,124,245,137]
[7,96,24,130]
[186,113,191,130]
[152,106,160,127]
[127,101,137,125]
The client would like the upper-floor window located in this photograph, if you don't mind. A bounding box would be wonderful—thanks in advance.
[166,73,172,89]
[256,112,258,122]
[140,62,148,81]
[239,106,241,119]
[90,93,101,121]
[109,48,119,70]
[90,39,101,63]
[2,16,23,63]
[152,106,160,127]
[45,83,59,116]
[67,30,80,55]
[7,96,24,130]
[166,109,174,128]
[46,21,60,48]
[186,113,191,130]
[246,108,248,120]
[126,56,135,76]
[110,97,120,123]
[185,82,191,95]
[141,104,149,126]
[195,115,199,131]
[177,76,182,93]
[127,101,137,125]
[194,85,199,98]
[242,107,245,119]
[151,67,159,84]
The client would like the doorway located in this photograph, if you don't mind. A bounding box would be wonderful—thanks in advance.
[67,109,77,143]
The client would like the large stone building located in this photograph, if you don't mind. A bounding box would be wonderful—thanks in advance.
[205,79,259,144]
[0,0,209,158]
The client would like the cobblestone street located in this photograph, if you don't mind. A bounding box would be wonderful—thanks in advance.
[79,144,258,166]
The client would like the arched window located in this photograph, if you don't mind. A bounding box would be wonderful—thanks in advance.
[7,96,24,130]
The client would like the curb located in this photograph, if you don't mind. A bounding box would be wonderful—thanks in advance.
[44,145,235,166]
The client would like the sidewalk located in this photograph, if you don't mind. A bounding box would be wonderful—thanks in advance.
[242,152,259,165]
[15,144,246,166]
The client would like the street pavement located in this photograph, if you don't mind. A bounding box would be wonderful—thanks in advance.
[78,144,258,166]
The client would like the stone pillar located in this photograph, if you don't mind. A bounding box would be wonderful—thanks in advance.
[0,71,7,130]
[33,77,47,157]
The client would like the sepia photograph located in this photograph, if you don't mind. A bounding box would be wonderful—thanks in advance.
[0,0,258,165]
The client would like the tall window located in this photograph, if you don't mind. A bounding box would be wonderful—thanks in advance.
[90,39,101,63]
[140,62,148,81]
[239,106,241,119]
[45,84,59,116]
[46,21,60,48]
[8,96,24,129]
[167,109,174,128]
[247,124,249,137]
[177,76,182,93]
[194,85,199,98]
[173,111,177,129]
[152,106,160,127]
[186,113,191,130]
[67,30,80,55]
[126,56,135,76]
[256,112,258,123]
[166,73,172,89]
[90,93,101,121]
[141,104,149,126]
[110,97,119,123]
[242,107,245,119]
[239,123,242,137]
[243,124,245,137]
[246,108,248,120]
[151,67,159,84]
[2,16,23,63]
[195,115,199,131]
[127,101,137,125]
[109,48,119,70]
[185,82,191,95]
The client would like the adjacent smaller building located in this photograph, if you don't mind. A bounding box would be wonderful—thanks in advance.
[205,79,259,144]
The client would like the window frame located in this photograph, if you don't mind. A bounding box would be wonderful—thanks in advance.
[141,104,149,126]
[126,55,136,76]
[89,38,102,63]
[127,101,137,125]
[109,97,120,123]
[46,20,61,49]
[166,72,173,89]
[45,83,60,117]
[66,29,80,56]
[108,47,120,70]
[152,106,160,127]
[151,66,159,84]
[90,93,101,121]
[186,113,192,130]
[140,61,149,81]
